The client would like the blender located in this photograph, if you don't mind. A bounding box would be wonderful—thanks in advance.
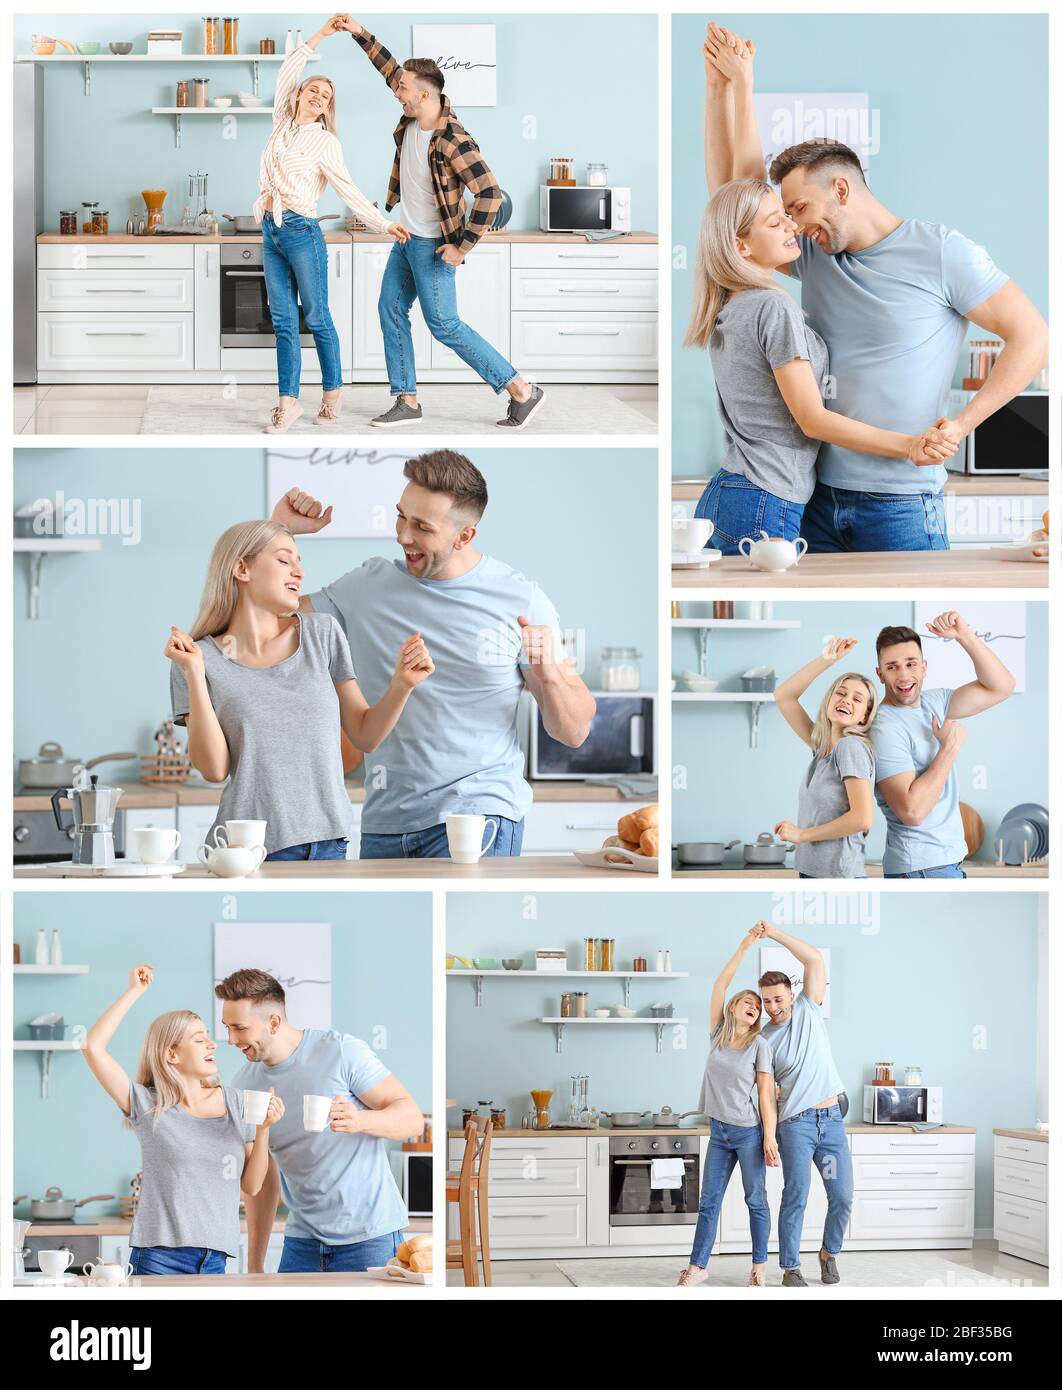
[51,773,123,867]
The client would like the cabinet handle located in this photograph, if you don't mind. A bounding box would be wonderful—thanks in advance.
[557,253,621,259]
[613,1157,693,1166]
[84,332,148,337]
[887,1203,940,1211]
[225,270,266,278]
[558,330,621,337]
[492,1212,547,1220]
[887,1170,942,1176]
[84,288,148,293]
[563,822,617,831]
[557,288,621,295]
[1003,1173,1032,1182]
[1002,1210,1031,1220]
[84,253,149,258]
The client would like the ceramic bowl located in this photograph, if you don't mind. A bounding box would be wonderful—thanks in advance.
[238,92,264,107]
[109,42,133,55]
[213,96,233,107]
[501,959,523,971]
[472,957,496,971]
[77,42,100,54]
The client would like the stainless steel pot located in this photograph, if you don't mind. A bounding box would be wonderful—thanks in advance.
[743,835,796,866]
[601,1110,650,1128]
[14,1187,115,1221]
[651,1107,698,1127]
[673,839,740,865]
[222,212,341,233]
[18,744,136,790]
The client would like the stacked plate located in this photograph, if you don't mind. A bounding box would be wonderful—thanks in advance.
[993,803,1048,865]
[672,548,721,569]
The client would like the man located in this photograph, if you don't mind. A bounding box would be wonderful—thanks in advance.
[703,23,1048,551]
[274,451,595,858]
[335,14,546,430]
[872,612,1016,879]
[756,920,852,1289]
[219,968,422,1274]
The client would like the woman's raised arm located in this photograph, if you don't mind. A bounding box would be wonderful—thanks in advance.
[708,925,762,1032]
[704,24,766,188]
[774,637,857,747]
[83,965,153,1114]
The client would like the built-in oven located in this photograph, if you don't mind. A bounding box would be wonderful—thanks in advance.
[608,1134,700,1226]
[220,243,313,348]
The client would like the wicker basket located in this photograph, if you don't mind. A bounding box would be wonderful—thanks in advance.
[140,754,194,786]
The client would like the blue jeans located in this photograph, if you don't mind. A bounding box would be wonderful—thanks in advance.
[265,837,349,862]
[379,235,517,394]
[262,210,341,397]
[802,481,949,553]
[696,470,805,556]
[129,1246,227,1276]
[884,862,967,879]
[689,1118,770,1267]
[278,1231,401,1273]
[775,1102,854,1271]
[359,816,524,860]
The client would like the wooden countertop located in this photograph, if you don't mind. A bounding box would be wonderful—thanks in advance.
[127,1271,426,1286]
[672,476,1048,500]
[846,1124,976,1135]
[993,1127,1048,1143]
[38,229,658,246]
[673,550,1048,589]
[15,854,656,880]
[673,862,1047,879]
[449,1126,709,1138]
[24,1215,431,1237]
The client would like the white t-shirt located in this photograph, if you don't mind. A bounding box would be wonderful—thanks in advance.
[398,123,442,238]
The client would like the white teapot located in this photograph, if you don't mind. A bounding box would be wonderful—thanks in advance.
[737,531,808,571]
[196,843,267,878]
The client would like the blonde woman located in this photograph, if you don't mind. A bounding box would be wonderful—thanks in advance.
[165,520,433,861]
[256,19,410,434]
[679,925,777,1288]
[774,637,877,879]
[83,964,283,1277]
[685,26,955,554]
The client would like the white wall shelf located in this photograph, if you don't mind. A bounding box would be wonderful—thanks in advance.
[16,52,317,98]
[13,539,102,621]
[13,1040,85,1099]
[149,105,274,148]
[446,968,688,1009]
[671,619,799,630]
[672,692,776,701]
[538,1017,689,1055]
[672,615,797,748]
[13,965,89,975]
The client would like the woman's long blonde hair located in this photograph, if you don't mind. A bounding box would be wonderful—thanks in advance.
[132,1010,219,1128]
[684,178,781,348]
[189,520,292,641]
[809,672,878,758]
[717,989,763,1050]
[279,73,338,134]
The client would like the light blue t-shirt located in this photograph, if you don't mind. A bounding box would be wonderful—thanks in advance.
[311,554,562,834]
[793,220,1008,494]
[761,990,844,1123]
[233,1028,407,1245]
[871,688,967,874]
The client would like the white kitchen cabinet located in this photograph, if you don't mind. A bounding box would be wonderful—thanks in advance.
[511,267,658,315]
[849,1132,975,1248]
[193,243,221,371]
[482,1196,587,1249]
[511,312,657,375]
[236,1233,284,1274]
[328,242,353,375]
[522,801,653,854]
[429,241,510,371]
[38,269,195,314]
[849,1191,974,1243]
[38,244,195,272]
[38,313,195,373]
[98,1235,131,1269]
[123,808,178,864]
[993,1134,1048,1265]
[851,1152,976,1191]
[352,242,431,374]
[511,244,659,273]
[944,492,1044,548]
[586,1135,611,1247]
[449,1158,586,1199]
[717,1157,829,1252]
[175,803,220,863]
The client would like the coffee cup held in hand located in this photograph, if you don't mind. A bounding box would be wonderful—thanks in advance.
[303,1094,332,1132]
[243,1088,272,1126]
[445,814,499,865]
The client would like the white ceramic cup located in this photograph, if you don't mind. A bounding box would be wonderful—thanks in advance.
[303,1094,332,1133]
[213,819,267,850]
[445,814,499,865]
[243,1088,272,1126]
[196,843,267,878]
[82,1259,132,1285]
[672,515,715,551]
[737,531,808,572]
[39,1248,74,1279]
[131,826,181,865]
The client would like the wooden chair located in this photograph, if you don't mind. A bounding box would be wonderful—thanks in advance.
[445,1117,493,1286]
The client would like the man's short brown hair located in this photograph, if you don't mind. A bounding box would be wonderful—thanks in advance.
[876,625,923,661]
[402,58,444,94]
[758,970,794,991]
[404,450,488,522]
[769,139,867,189]
[214,968,286,1010]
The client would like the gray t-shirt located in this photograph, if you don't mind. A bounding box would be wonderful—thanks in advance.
[794,736,875,879]
[127,1082,254,1259]
[697,1023,774,1128]
[170,611,356,854]
[710,287,830,504]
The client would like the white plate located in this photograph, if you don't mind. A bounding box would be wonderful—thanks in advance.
[366,1263,430,1285]
[35,861,187,877]
[672,549,722,569]
[14,1273,80,1285]
[573,849,659,874]
[991,541,1049,563]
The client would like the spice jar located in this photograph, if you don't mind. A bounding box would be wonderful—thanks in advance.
[573,991,588,1018]
[81,201,99,233]
[600,646,641,691]
[560,992,572,1018]
[223,17,239,54]
[59,209,78,236]
[259,38,276,54]
[202,17,220,55]
[193,77,210,108]
[548,156,575,185]
[91,209,109,235]
[176,79,191,108]
[633,956,647,972]
[490,1108,506,1131]
[586,162,608,187]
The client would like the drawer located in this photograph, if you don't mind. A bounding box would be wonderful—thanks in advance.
[993,1135,1047,1165]
[448,1136,587,1162]
[994,1190,1047,1256]
[511,268,657,313]
[38,243,195,271]
[523,801,653,853]
[511,243,658,271]
[448,1158,586,1198]
[38,269,195,313]
[511,312,657,372]
[851,1133,976,1157]
[853,1153,975,1191]
[487,1196,586,1248]
[994,1156,1048,1203]
[39,314,195,372]
[945,493,1043,545]
[849,1190,974,1242]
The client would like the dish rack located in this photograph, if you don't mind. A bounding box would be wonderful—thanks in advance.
[140,754,194,785]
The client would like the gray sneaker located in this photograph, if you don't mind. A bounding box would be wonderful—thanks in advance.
[496,384,546,429]
[820,1254,840,1285]
[370,399,424,428]
[782,1269,808,1288]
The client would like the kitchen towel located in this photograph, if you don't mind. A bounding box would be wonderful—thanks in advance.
[649,1158,685,1190]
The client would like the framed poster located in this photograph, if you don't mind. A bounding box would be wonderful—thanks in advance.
[914,602,1026,693]
[266,447,416,540]
[756,93,872,182]
[411,24,497,106]
[759,945,831,1018]
[213,922,331,1039]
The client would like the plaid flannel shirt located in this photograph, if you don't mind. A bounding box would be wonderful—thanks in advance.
[352,28,502,256]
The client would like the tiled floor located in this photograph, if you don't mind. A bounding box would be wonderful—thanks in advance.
[13,383,657,435]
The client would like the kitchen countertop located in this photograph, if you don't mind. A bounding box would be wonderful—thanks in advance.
[673,862,1047,878]
[37,229,658,246]
[18,1271,426,1288]
[672,476,1048,500]
[449,1124,976,1137]
[993,1127,1048,1143]
[14,854,655,880]
[846,1124,975,1135]
[24,1215,431,1237]
[673,549,1048,589]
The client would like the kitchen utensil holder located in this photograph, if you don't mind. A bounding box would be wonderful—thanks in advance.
[140,754,194,785]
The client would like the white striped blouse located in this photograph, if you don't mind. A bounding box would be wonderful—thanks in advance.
[253,44,390,232]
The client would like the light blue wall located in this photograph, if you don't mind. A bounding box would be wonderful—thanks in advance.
[13,891,431,1210]
[12,447,657,777]
[671,12,1048,472]
[672,600,1048,862]
[18,13,657,231]
[445,891,1043,1226]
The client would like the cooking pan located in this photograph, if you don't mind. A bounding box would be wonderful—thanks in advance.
[673,839,739,866]
[18,743,137,790]
[601,1110,650,1128]
[221,212,341,233]
[743,835,796,866]
[651,1107,699,1128]
[14,1187,115,1221]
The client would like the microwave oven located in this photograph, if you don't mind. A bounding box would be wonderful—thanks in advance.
[528,692,654,780]
[863,1085,943,1125]
[960,390,1047,474]
[539,185,631,234]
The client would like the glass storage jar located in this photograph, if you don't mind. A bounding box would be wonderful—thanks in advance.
[59,210,78,236]
[586,162,608,187]
[600,646,641,691]
[202,17,220,55]
[223,17,238,54]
